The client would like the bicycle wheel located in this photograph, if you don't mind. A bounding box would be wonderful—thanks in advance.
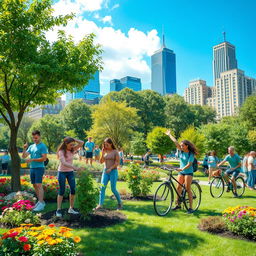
[210,177,224,198]
[233,176,245,197]
[183,181,202,211]
[153,182,174,216]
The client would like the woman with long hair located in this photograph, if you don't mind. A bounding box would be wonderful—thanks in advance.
[56,137,84,217]
[208,150,219,183]
[165,130,197,214]
[95,138,122,210]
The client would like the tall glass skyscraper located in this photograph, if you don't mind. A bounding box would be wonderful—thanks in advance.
[110,76,141,92]
[66,71,100,105]
[213,39,238,81]
[151,36,176,95]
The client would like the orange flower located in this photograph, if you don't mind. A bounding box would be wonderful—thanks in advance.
[73,236,81,243]
[48,224,55,228]
[23,244,31,251]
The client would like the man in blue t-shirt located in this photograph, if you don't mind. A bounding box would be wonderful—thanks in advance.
[218,146,241,197]
[85,137,95,166]
[22,130,48,211]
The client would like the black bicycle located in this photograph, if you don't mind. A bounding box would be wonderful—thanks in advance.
[210,167,245,198]
[153,166,202,216]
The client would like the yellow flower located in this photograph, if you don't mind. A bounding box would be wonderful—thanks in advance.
[37,240,44,245]
[56,238,63,244]
[63,231,72,238]
[73,236,81,243]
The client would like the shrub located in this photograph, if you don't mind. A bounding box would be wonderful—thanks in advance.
[223,205,256,240]
[0,208,40,228]
[198,216,226,233]
[0,178,11,194]
[76,171,99,218]
[0,224,81,256]
[118,168,129,181]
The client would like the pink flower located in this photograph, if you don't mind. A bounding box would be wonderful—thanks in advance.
[9,232,19,238]
[19,236,28,243]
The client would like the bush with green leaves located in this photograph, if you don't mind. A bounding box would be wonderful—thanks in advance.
[76,171,99,218]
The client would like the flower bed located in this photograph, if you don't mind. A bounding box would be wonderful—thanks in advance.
[0,224,81,256]
[223,205,256,240]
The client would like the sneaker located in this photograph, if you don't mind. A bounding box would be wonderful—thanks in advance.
[94,205,103,211]
[187,208,194,214]
[33,202,45,212]
[56,209,62,217]
[68,208,79,214]
[117,203,123,210]
[172,205,181,211]
[33,201,40,209]
[233,192,238,198]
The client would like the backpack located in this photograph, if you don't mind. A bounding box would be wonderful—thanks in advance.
[188,152,198,172]
[44,158,49,167]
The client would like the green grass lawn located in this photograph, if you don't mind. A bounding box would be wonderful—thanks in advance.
[1,181,255,256]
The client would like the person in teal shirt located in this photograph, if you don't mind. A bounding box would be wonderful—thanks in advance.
[207,151,219,183]
[218,146,241,197]
[1,151,10,176]
[85,137,95,165]
[22,130,48,211]
[94,145,101,162]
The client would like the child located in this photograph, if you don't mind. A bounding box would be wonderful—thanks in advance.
[1,151,10,176]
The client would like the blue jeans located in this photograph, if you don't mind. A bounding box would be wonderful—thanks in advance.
[247,170,256,188]
[57,171,76,196]
[99,169,121,205]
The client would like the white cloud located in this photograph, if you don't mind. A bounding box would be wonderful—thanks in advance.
[101,15,113,25]
[49,0,161,94]
[111,3,120,10]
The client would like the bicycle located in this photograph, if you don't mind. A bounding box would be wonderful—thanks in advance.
[210,167,245,198]
[153,166,202,216]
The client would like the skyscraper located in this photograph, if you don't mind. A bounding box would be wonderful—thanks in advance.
[110,76,141,92]
[66,71,101,105]
[151,35,176,95]
[213,33,238,81]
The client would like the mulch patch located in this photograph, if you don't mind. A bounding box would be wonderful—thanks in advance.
[111,194,155,201]
[41,208,127,228]
[198,227,255,242]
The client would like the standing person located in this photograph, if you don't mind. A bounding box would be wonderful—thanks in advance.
[202,153,209,175]
[95,138,122,210]
[143,151,152,168]
[165,130,197,214]
[1,151,10,176]
[78,146,85,161]
[94,145,101,163]
[119,147,124,166]
[208,151,218,184]
[247,151,256,190]
[56,137,84,217]
[242,153,250,184]
[22,130,48,212]
[217,146,241,197]
[85,137,95,166]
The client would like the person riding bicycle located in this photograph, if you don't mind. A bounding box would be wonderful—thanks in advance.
[217,146,241,197]
[165,130,197,214]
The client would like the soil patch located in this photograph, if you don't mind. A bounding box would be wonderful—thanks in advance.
[111,194,155,201]
[198,227,255,242]
[41,208,127,228]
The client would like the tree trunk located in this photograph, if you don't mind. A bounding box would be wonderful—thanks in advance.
[9,127,21,191]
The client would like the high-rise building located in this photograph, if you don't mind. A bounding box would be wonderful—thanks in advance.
[212,69,256,118]
[184,80,211,106]
[151,35,176,95]
[26,98,65,120]
[213,33,238,80]
[110,76,141,92]
[66,71,101,105]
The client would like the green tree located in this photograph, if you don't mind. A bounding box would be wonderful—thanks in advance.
[29,114,65,152]
[190,105,216,127]
[200,123,231,157]
[178,126,206,157]
[248,130,256,149]
[17,116,35,147]
[88,99,139,148]
[61,99,92,140]
[0,0,102,190]
[165,94,194,137]
[130,133,147,156]
[240,95,256,127]
[146,127,175,156]
[0,125,10,149]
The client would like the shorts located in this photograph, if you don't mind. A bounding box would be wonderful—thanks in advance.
[2,163,8,170]
[225,168,240,178]
[86,152,93,159]
[179,172,193,177]
[30,168,45,184]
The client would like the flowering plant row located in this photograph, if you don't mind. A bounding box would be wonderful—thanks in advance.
[223,205,256,240]
[0,224,81,256]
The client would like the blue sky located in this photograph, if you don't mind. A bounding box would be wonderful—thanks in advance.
[52,0,256,96]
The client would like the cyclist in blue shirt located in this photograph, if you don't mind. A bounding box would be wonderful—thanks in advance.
[166,130,197,214]
[217,146,241,197]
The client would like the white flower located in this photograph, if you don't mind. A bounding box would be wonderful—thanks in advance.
[25,219,31,223]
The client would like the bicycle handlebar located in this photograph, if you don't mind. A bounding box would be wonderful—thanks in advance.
[160,166,178,172]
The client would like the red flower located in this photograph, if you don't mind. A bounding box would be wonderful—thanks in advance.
[48,224,55,228]
[23,244,31,251]
[9,232,19,238]
[19,236,28,243]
